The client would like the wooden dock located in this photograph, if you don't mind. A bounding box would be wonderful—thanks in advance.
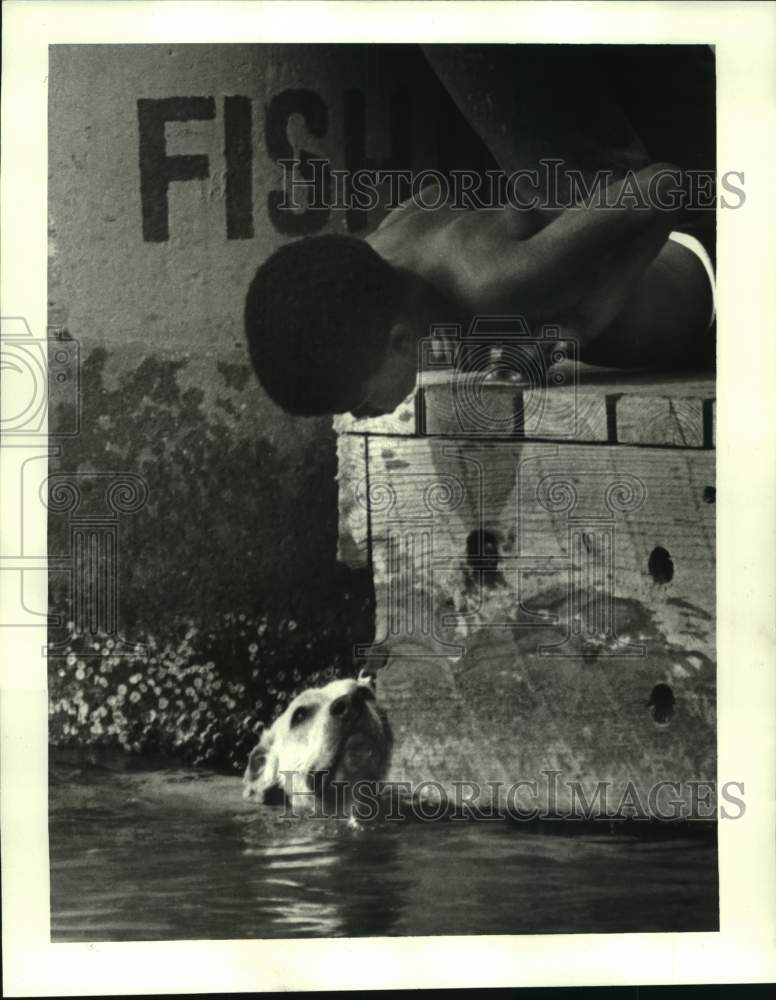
[335,363,716,818]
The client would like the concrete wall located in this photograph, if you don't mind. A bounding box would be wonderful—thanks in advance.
[47,44,488,647]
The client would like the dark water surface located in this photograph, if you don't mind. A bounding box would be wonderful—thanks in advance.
[50,758,719,941]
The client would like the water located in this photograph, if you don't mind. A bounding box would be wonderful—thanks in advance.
[50,756,718,941]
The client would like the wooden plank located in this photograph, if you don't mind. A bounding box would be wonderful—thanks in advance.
[364,441,716,658]
[522,380,609,441]
[343,438,716,650]
[334,367,716,447]
[379,627,716,815]
[522,369,715,446]
[422,376,520,436]
[616,395,706,447]
[550,364,715,397]
[353,437,716,814]
[335,434,369,569]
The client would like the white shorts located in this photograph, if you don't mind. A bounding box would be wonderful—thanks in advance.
[668,231,716,328]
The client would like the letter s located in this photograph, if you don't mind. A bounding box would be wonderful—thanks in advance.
[720,781,746,819]
[721,171,746,209]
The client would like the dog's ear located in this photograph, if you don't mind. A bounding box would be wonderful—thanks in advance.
[357,667,378,693]
[242,727,280,802]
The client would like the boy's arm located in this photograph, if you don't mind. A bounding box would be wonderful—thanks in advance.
[529,167,714,366]
[421,46,714,369]
[472,164,713,366]
[580,236,714,370]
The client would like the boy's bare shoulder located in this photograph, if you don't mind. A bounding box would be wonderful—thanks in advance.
[368,194,511,310]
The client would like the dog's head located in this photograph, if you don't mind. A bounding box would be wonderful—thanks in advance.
[243,671,392,807]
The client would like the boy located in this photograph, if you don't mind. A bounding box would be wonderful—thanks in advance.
[245,47,715,419]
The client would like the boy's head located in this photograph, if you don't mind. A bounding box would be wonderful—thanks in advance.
[244,234,418,417]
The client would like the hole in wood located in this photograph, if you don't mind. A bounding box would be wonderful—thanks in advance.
[648,546,674,584]
[466,529,500,571]
[703,486,716,504]
[464,529,505,590]
[647,683,675,725]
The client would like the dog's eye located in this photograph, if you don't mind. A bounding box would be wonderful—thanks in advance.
[291,705,310,727]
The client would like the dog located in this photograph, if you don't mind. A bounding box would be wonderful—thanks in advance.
[242,670,392,812]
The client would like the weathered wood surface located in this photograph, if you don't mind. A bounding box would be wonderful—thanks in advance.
[339,438,716,618]
[334,367,716,446]
[335,435,368,568]
[335,374,716,816]
[378,629,715,816]
[342,438,716,659]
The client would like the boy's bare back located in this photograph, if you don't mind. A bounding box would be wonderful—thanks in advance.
[367,167,713,368]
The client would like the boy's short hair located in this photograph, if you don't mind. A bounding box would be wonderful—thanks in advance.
[244,234,400,416]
